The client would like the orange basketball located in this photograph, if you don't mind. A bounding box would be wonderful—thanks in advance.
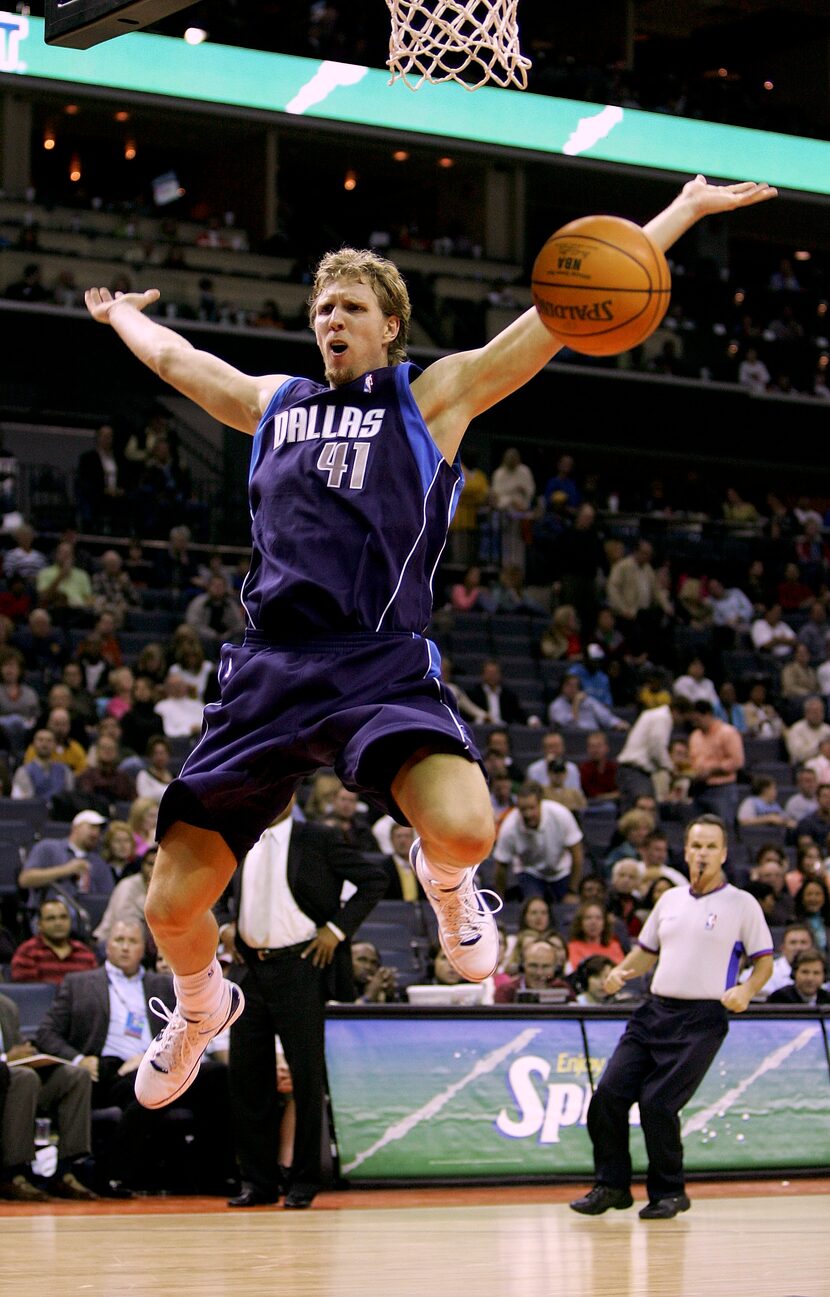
[531,215,671,356]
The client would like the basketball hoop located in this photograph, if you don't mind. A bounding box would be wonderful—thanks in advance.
[386,0,531,91]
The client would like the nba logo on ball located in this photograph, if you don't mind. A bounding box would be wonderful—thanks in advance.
[532,215,671,356]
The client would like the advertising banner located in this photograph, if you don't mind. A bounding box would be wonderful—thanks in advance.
[325,1012,830,1181]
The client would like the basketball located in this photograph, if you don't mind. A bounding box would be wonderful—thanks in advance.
[531,215,671,355]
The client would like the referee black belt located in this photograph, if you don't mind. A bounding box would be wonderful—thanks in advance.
[652,995,721,1009]
[254,940,310,960]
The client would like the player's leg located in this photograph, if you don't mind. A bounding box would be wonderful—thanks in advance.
[134,822,244,1111]
[392,747,500,980]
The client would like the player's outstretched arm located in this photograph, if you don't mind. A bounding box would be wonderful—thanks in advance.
[85,287,289,435]
[413,175,777,462]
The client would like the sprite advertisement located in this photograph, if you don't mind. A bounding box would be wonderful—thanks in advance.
[325,1010,830,1181]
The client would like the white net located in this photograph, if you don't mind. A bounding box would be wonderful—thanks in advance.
[386,0,531,91]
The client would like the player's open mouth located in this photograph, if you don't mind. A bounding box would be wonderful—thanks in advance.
[330,342,348,354]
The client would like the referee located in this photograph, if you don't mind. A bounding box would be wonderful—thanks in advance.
[570,813,773,1220]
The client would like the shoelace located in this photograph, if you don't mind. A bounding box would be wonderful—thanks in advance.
[435,874,503,946]
[147,996,199,1072]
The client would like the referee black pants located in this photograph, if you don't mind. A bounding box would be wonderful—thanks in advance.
[587,996,728,1202]
[229,950,326,1195]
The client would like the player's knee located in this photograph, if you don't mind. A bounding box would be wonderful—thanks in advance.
[426,806,494,866]
[145,883,190,939]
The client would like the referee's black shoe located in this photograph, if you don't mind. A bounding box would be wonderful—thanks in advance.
[569,1185,634,1215]
[639,1193,691,1220]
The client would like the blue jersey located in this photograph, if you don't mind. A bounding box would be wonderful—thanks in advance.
[241,362,463,637]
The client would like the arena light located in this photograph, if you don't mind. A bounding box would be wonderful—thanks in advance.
[124,138,137,159]
[392,149,409,161]
[343,169,358,191]
[183,26,207,44]
[69,153,82,181]
[114,109,130,121]
[43,126,56,150]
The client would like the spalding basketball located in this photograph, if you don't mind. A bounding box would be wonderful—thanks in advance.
[531,215,671,355]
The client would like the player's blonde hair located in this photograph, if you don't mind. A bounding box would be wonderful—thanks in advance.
[308,247,411,365]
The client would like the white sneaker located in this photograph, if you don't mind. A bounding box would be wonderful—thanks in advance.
[134,980,244,1110]
[412,840,502,982]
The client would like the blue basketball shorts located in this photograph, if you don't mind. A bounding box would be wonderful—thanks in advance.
[156,630,482,862]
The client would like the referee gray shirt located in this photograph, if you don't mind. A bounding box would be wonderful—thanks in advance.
[638,883,773,1000]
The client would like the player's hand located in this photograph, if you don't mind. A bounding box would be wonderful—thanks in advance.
[721,985,753,1013]
[301,926,340,968]
[85,286,161,323]
[603,966,639,996]
[681,174,777,216]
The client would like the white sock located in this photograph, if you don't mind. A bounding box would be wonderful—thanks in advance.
[420,846,468,889]
[174,957,224,1018]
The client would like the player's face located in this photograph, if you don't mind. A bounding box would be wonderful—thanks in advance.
[313,278,399,387]
[685,823,728,892]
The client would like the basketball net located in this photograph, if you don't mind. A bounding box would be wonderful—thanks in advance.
[386,0,531,91]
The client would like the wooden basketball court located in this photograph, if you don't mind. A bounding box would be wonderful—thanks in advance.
[1,1182,826,1296]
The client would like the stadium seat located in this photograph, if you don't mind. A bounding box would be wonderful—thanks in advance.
[0,982,57,1036]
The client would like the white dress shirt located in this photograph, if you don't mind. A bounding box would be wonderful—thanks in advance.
[238,818,317,950]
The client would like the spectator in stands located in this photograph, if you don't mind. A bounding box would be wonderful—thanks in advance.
[608,858,645,938]
[688,700,745,825]
[3,524,46,586]
[35,919,234,1196]
[786,696,830,765]
[493,781,583,903]
[153,673,203,740]
[786,767,819,823]
[12,607,67,683]
[794,877,830,952]
[616,695,693,807]
[527,731,581,792]
[0,990,96,1202]
[35,541,94,624]
[539,605,582,661]
[570,644,613,707]
[327,786,378,854]
[555,504,605,633]
[605,540,672,655]
[751,923,812,999]
[673,657,719,707]
[76,736,137,804]
[24,706,87,776]
[103,666,134,722]
[567,902,625,971]
[439,657,489,725]
[18,809,112,928]
[639,829,688,888]
[768,948,830,1005]
[781,642,820,701]
[604,809,656,875]
[11,727,74,803]
[91,550,139,626]
[135,736,175,801]
[737,347,770,395]
[4,262,50,302]
[185,574,244,647]
[379,823,420,900]
[743,680,784,739]
[10,898,98,984]
[73,633,111,699]
[805,736,830,786]
[777,562,815,616]
[135,437,195,538]
[796,783,830,847]
[751,603,797,659]
[705,576,754,643]
[798,601,830,664]
[786,840,825,897]
[518,896,554,939]
[490,767,516,828]
[494,937,574,1003]
[351,941,400,1004]
[723,487,759,524]
[62,661,99,732]
[466,658,527,725]
[579,731,620,807]
[302,772,341,823]
[100,821,141,886]
[152,525,200,598]
[543,758,587,814]
[573,954,619,1006]
[489,564,546,616]
[120,675,164,757]
[713,681,746,731]
[737,776,795,830]
[548,672,627,732]
[167,639,215,703]
[0,574,31,627]
[491,447,535,513]
[94,845,156,945]
[92,612,123,669]
[0,649,39,749]
[483,727,525,784]
[750,848,796,926]
[449,565,494,613]
[447,451,489,565]
[635,874,676,924]
[126,798,159,857]
[75,426,126,534]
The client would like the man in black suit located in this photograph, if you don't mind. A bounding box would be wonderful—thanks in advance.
[218,804,387,1209]
[380,823,424,901]
[0,990,96,1201]
[36,919,234,1195]
[767,948,830,1005]
[466,658,527,726]
[75,423,125,533]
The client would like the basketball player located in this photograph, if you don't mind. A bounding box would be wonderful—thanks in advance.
[84,174,775,1111]
[570,814,773,1220]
